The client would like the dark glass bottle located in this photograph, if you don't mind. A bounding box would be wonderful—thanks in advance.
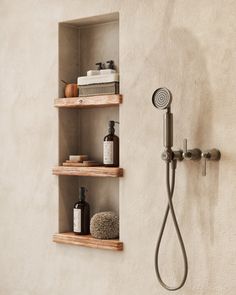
[103,121,119,167]
[73,187,90,235]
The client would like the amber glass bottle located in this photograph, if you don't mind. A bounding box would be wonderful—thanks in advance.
[103,121,119,167]
[73,187,90,235]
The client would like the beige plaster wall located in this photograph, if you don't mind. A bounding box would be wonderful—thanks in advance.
[0,1,236,294]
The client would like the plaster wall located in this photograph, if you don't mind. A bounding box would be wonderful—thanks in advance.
[0,1,236,295]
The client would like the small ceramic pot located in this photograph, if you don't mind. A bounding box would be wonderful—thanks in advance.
[65,83,78,98]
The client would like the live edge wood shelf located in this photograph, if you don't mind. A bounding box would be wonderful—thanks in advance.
[54,94,122,108]
[53,166,123,177]
[53,232,123,251]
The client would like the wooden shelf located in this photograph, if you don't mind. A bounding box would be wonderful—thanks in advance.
[54,94,122,108]
[53,232,123,251]
[52,166,123,177]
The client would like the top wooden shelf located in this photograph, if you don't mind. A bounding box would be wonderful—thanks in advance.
[54,94,122,108]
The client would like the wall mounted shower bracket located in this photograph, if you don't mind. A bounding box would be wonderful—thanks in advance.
[161,149,183,162]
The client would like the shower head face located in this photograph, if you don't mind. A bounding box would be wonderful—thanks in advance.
[152,87,172,110]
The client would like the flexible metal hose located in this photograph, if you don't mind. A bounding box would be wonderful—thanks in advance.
[154,160,188,291]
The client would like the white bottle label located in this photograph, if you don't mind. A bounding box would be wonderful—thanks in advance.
[73,208,81,233]
[103,141,113,164]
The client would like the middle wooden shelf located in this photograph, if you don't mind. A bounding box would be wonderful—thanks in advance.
[53,166,123,177]
[54,94,122,108]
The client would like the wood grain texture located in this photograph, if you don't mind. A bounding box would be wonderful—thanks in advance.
[54,94,122,108]
[53,232,123,251]
[52,166,123,177]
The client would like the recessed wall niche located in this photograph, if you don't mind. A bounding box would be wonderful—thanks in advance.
[53,13,122,250]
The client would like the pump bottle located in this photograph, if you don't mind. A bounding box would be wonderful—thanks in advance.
[103,121,119,167]
[73,187,90,235]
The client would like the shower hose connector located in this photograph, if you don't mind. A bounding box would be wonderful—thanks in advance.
[161,149,183,162]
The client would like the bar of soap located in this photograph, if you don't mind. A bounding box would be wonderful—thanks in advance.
[83,161,100,166]
[69,155,88,162]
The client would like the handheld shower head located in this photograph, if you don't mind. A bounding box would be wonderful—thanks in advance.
[152,87,172,110]
[152,87,173,149]
[153,87,189,291]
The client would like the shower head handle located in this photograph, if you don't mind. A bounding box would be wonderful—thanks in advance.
[152,87,172,110]
[163,112,173,149]
[152,87,173,149]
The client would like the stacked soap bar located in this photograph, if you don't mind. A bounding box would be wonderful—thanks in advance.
[77,69,119,97]
[63,155,101,167]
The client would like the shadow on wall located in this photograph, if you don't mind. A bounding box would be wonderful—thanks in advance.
[147,0,220,287]
[162,1,220,288]
[122,0,221,287]
[169,27,220,287]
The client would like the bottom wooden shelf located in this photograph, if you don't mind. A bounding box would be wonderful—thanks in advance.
[53,232,123,251]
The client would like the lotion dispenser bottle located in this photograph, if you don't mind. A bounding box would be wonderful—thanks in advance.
[73,187,90,235]
[103,121,119,167]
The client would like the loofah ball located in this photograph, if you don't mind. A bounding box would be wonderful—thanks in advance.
[90,211,119,239]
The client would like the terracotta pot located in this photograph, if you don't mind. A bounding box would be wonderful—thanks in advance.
[65,83,78,98]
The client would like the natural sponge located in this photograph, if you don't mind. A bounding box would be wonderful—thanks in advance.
[90,211,119,239]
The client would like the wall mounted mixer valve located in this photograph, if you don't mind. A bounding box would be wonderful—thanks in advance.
[181,138,220,176]
[161,138,221,176]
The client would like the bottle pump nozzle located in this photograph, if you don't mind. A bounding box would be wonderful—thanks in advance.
[95,62,103,70]
[106,60,115,69]
[108,121,119,133]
